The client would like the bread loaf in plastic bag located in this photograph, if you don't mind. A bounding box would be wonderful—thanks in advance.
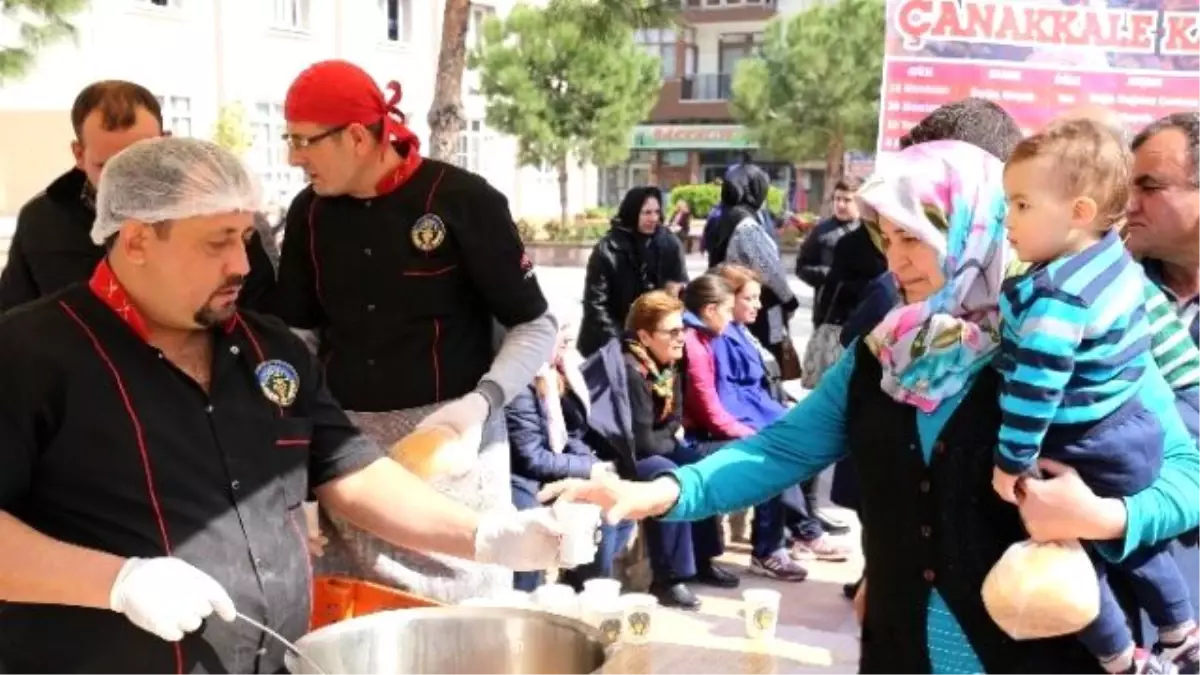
[981,539,1100,640]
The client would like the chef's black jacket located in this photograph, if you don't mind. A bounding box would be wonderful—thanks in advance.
[273,158,548,412]
[0,260,383,674]
[0,168,278,313]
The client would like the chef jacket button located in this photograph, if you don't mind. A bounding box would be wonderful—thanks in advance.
[920,525,932,538]
[231,480,241,491]
[230,345,240,355]
[918,480,931,494]
[923,569,936,583]
[364,247,372,256]
[206,404,214,413]
[367,304,376,312]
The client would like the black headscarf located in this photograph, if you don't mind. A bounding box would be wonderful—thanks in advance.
[611,186,667,289]
[708,164,770,267]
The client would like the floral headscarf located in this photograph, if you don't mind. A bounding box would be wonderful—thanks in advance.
[859,140,1012,413]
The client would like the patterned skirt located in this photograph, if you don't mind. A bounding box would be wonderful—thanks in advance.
[314,402,513,603]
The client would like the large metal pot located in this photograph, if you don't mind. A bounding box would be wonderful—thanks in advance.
[287,606,610,674]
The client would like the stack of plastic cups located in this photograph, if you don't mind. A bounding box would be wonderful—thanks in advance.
[533,583,579,619]
[579,579,623,645]
[620,593,659,645]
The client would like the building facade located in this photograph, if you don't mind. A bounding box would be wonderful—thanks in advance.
[0,0,598,223]
[601,0,827,212]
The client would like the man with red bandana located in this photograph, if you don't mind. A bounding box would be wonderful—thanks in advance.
[273,60,557,601]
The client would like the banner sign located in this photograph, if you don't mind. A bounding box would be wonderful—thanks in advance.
[877,0,1200,154]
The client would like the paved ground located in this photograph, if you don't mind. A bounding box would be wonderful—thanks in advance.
[535,257,863,672]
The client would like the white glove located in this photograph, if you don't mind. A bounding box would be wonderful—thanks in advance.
[109,557,237,642]
[474,508,563,571]
[414,392,490,476]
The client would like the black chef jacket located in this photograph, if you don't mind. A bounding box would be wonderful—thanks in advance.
[0,260,383,674]
[273,158,548,412]
[0,168,278,313]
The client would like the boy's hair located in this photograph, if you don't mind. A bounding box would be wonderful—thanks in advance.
[833,175,862,193]
[1007,118,1131,230]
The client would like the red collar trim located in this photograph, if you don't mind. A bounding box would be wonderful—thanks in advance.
[88,260,237,343]
[374,143,423,194]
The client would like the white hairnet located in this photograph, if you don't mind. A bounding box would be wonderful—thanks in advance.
[91,136,262,245]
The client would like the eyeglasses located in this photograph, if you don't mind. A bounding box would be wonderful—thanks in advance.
[654,327,685,339]
[281,125,348,150]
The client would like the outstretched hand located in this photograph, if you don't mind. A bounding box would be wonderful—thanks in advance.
[538,473,681,524]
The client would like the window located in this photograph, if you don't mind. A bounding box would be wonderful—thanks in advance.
[635,28,679,79]
[271,0,309,31]
[466,3,496,49]
[453,120,492,175]
[718,32,763,74]
[155,95,192,137]
[381,0,411,43]
[250,102,305,208]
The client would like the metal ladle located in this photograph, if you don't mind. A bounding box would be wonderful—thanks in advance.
[236,612,327,675]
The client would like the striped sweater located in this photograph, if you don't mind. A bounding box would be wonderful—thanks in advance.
[1144,281,1200,390]
[996,231,1156,474]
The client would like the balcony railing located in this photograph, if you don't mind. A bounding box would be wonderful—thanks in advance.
[680,73,733,101]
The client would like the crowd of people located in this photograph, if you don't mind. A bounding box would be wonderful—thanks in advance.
[0,52,1195,675]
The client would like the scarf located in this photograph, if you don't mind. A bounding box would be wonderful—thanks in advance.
[625,338,676,422]
[860,140,1012,413]
[534,349,589,453]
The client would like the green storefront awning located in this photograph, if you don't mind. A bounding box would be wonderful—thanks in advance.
[631,125,758,150]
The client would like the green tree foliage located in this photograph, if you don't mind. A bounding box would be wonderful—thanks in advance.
[211,102,252,157]
[470,1,660,226]
[548,0,676,38]
[0,0,88,84]
[730,0,884,212]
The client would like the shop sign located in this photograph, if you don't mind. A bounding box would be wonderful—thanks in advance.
[631,125,757,150]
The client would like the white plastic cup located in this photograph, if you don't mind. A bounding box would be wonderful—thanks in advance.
[621,593,659,644]
[534,583,578,618]
[590,596,624,646]
[582,578,622,601]
[742,588,782,640]
[554,502,602,568]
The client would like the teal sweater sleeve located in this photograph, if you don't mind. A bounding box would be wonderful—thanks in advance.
[665,347,855,521]
[1096,373,1200,562]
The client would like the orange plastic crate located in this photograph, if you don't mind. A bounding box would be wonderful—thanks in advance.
[311,575,442,630]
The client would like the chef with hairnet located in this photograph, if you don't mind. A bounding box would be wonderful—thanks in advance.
[0,137,575,675]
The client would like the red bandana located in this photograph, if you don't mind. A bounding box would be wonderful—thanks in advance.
[89,260,236,342]
[284,59,423,194]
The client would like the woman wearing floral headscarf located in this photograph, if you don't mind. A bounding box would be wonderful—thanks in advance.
[542,141,1200,673]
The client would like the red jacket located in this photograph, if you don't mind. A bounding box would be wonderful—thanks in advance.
[683,325,755,439]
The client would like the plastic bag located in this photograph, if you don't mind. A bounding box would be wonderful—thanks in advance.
[981,539,1100,640]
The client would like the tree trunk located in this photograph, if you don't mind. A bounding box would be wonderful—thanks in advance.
[820,132,846,218]
[558,155,570,229]
[427,0,471,162]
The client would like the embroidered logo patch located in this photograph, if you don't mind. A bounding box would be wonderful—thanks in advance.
[411,213,447,252]
[255,359,299,407]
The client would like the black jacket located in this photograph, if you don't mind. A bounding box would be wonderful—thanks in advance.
[0,169,277,313]
[809,223,887,326]
[577,187,687,357]
[847,340,1098,673]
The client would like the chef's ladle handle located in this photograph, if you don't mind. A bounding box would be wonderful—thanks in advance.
[235,612,327,674]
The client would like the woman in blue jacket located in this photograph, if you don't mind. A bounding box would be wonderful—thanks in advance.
[506,323,634,592]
